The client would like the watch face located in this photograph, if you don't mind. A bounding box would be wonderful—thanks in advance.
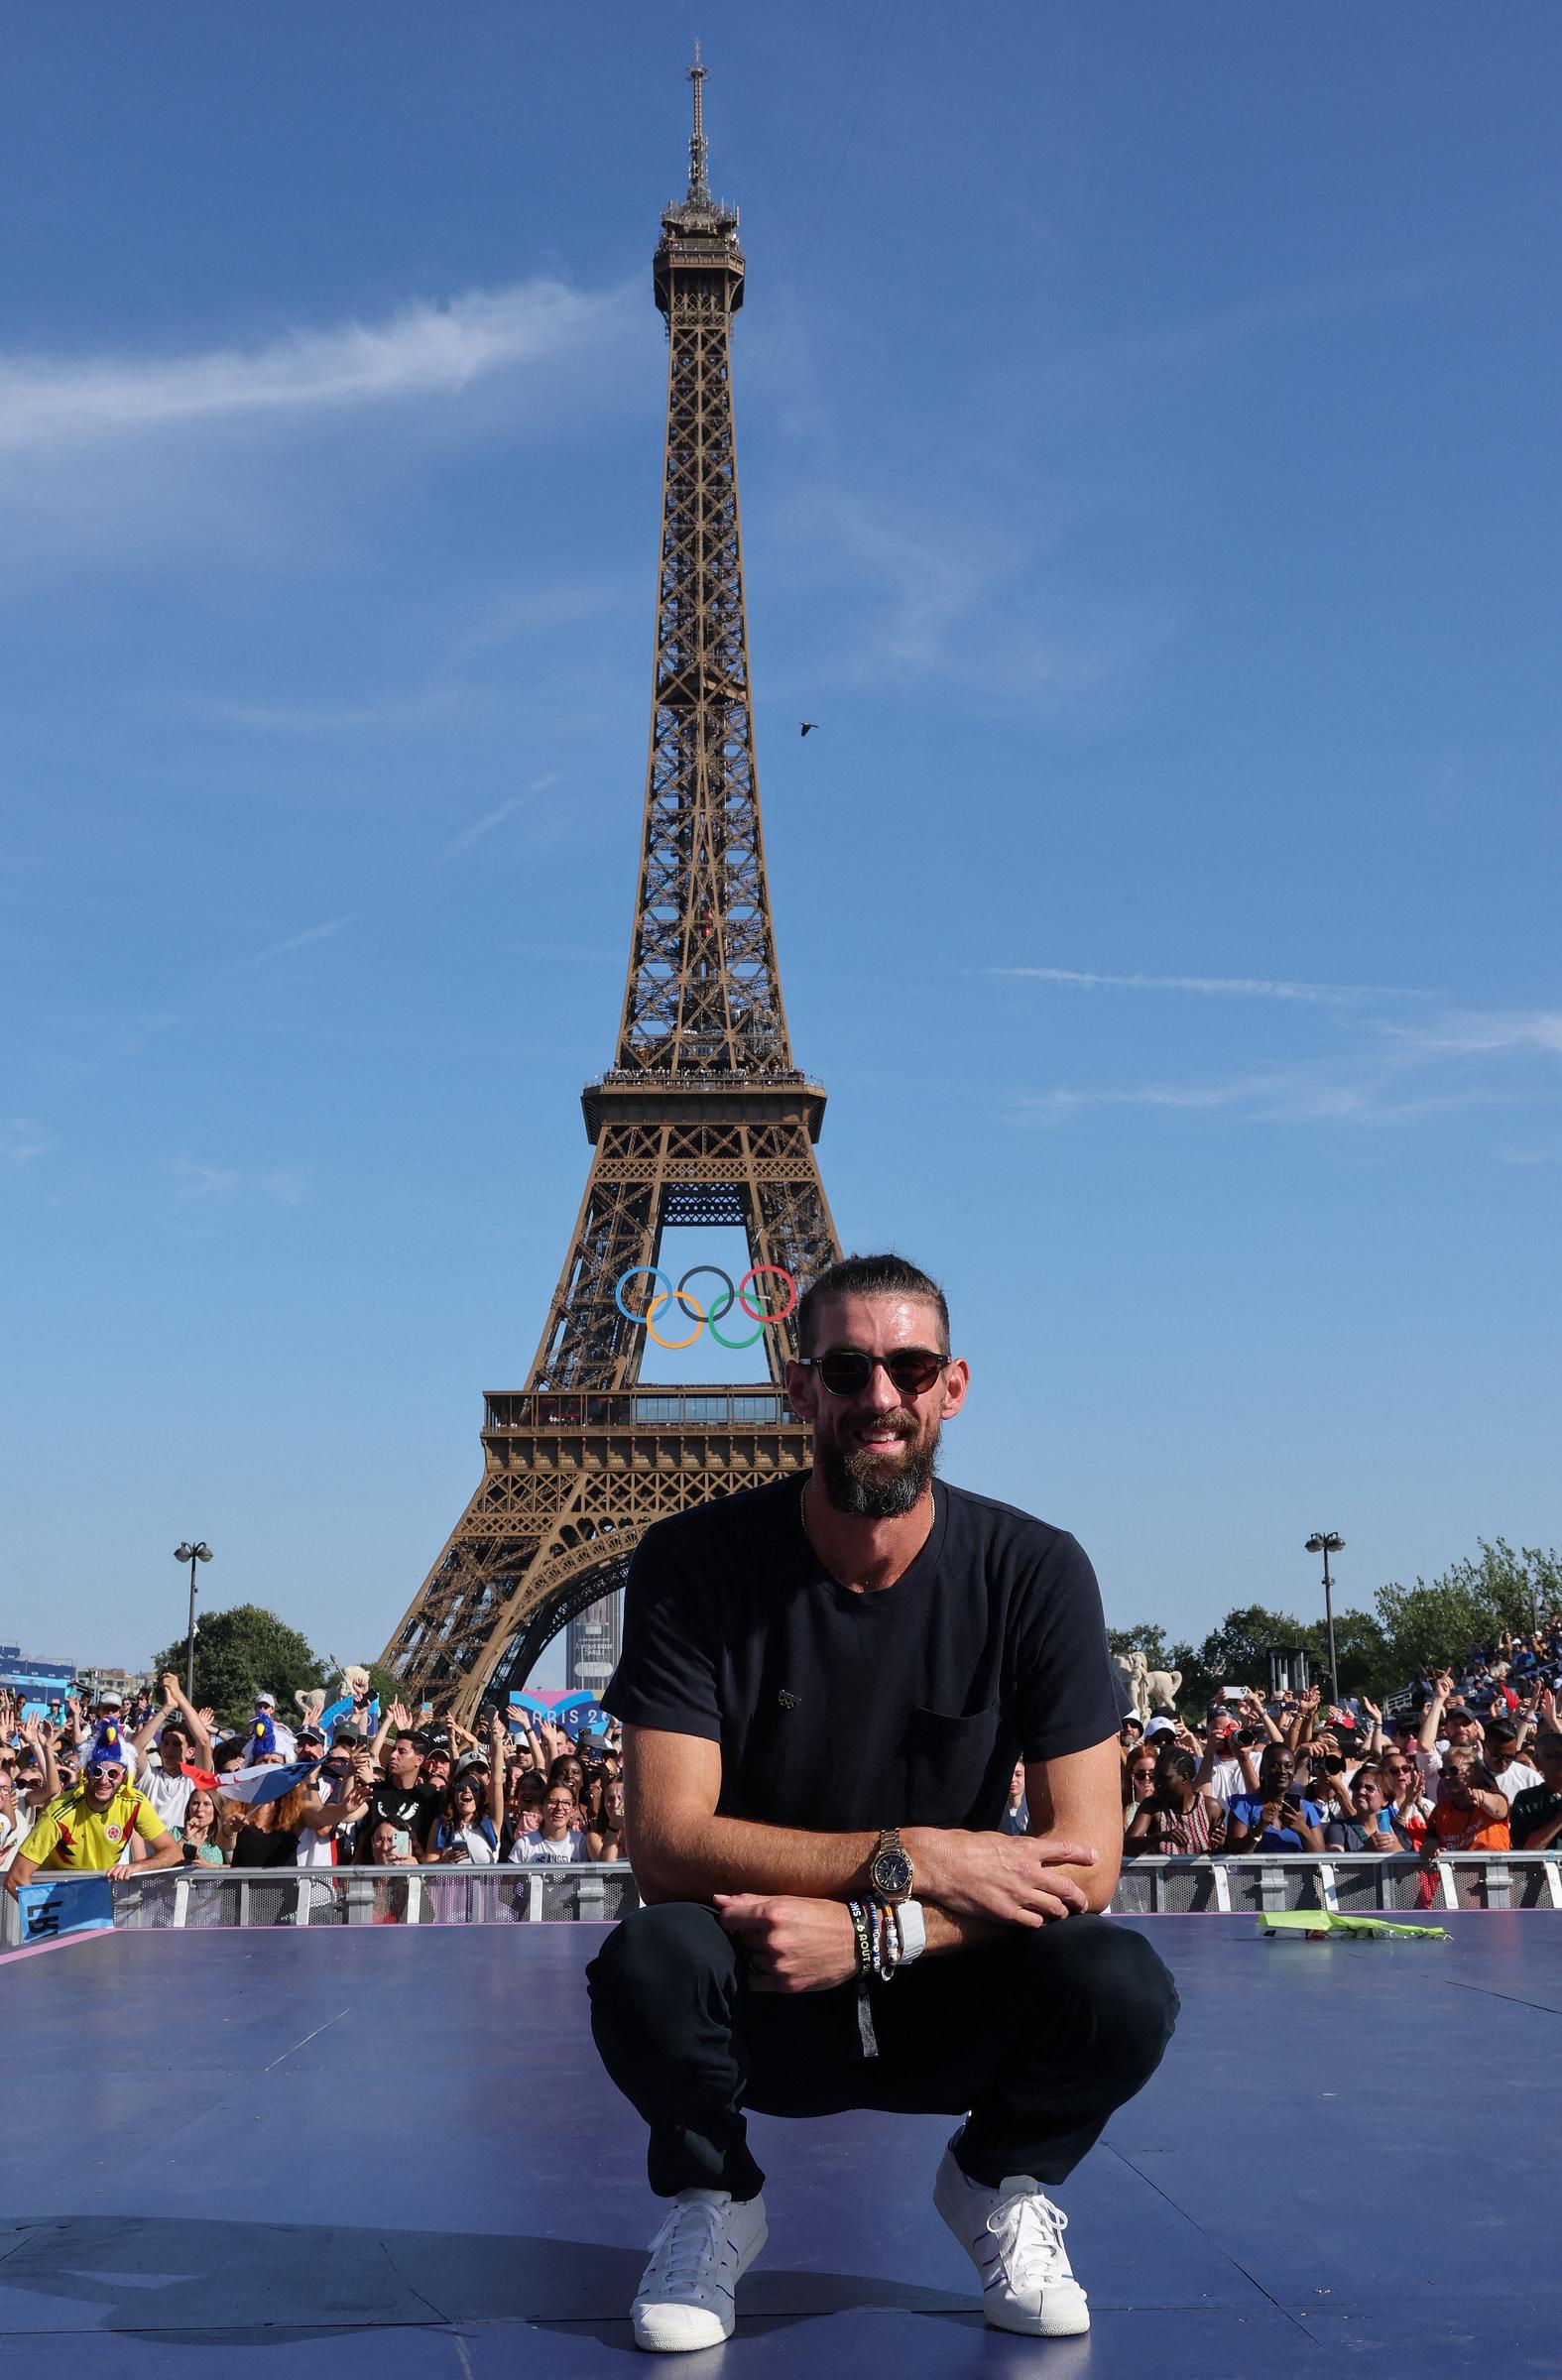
[872,1845,913,1898]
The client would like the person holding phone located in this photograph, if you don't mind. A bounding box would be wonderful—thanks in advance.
[1224,1744,1325,1852]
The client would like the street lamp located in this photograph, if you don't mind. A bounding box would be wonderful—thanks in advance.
[174,1542,213,1699]
[1305,1532,1346,1708]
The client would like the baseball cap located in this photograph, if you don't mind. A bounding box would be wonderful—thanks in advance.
[97,1689,124,1708]
[255,1690,278,1710]
[1144,1716,1177,1738]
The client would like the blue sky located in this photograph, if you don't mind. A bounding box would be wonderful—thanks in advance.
[4,3,1558,1681]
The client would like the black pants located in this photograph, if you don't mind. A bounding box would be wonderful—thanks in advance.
[587,1903,1178,2201]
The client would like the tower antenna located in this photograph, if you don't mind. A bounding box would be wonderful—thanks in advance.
[686,39,711,203]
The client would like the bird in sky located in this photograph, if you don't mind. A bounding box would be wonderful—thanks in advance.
[799,721,818,738]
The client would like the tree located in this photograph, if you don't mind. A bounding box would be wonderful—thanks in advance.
[1166,1605,1308,1712]
[1105,1622,1175,1674]
[149,1605,324,1731]
[1326,1607,1398,1700]
[1375,1540,1562,1679]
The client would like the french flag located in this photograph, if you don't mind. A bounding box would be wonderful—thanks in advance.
[216,1758,320,1808]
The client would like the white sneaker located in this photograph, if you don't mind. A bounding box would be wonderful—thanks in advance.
[631,2188,769,2352]
[933,2137,1090,2335]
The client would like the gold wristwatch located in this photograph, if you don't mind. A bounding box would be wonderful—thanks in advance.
[868,1826,914,1905]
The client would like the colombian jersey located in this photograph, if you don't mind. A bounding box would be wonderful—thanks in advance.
[19,1781,166,1871]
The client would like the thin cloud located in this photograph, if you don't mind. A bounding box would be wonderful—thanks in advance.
[987,965,1431,1005]
[0,281,633,457]
[444,774,560,858]
[172,1158,313,1206]
[239,918,354,969]
[1,1116,53,1166]
[1381,1008,1562,1060]
[1011,1071,1530,1130]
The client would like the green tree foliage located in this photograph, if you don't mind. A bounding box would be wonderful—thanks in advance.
[149,1605,324,1731]
[1105,1622,1175,1674]
[1109,1540,1561,1720]
[1165,1605,1305,1711]
[1374,1540,1562,1676]
[1327,1607,1398,1700]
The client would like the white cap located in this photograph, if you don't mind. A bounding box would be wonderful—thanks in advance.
[1143,1716,1177,1737]
[255,1690,277,1709]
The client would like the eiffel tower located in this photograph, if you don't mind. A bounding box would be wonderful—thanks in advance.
[381,53,841,1722]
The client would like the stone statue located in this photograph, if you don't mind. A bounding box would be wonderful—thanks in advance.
[1115,1649,1183,1721]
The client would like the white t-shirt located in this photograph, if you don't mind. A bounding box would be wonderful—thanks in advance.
[518,1829,584,1865]
[1494,1757,1542,1804]
[136,1760,194,1830]
[1209,1756,1247,1806]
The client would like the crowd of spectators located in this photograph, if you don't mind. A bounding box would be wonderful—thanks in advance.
[1117,1627,1562,1868]
[4,1614,1559,1914]
[0,1671,629,1901]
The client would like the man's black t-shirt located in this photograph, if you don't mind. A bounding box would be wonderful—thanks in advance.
[605,1475,1121,1834]
[1509,1783,1562,1847]
[361,1781,441,1852]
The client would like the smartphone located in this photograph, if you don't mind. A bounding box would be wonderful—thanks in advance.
[390,1828,413,1859]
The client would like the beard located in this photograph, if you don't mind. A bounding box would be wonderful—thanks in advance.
[816,1416,940,1518]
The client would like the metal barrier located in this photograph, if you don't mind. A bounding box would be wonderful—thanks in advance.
[5,1852,1558,1951]
[0,1863,641,1946]
[1112,1851,1562,1915]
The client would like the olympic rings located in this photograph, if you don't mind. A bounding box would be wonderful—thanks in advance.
[614,1262,797,1349]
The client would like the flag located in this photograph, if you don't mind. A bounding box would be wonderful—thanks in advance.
[216,1758,320,1807]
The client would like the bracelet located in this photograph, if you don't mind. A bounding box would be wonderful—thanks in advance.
[846,1898,874,1978]
[897,1897,926,1964]
[872,1899,901,1981]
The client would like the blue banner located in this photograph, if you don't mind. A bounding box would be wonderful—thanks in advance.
[14,1875,113,1946]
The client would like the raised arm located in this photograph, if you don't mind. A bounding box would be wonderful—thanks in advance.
[1419,1676,1453,1755]
[486,1714,507,1832]
[31,1722,60,1806]
[1241,1692,1284,1746]
[370,1700,410,1765]
[159,1672,213,1765]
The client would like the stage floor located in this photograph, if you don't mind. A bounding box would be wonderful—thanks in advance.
[1,1913,1558,2375]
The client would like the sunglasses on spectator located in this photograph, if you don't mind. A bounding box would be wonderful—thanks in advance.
[791,1348,948,1396]
[85,1762,125,1782]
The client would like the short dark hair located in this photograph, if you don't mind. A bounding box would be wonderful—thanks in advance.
[795,1252,950,1358]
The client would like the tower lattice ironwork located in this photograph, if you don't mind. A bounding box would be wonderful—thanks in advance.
[381,53,841,1720]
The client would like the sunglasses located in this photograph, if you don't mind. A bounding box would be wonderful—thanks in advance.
[792,1348,947,1397]
[85,1762,125,1783]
